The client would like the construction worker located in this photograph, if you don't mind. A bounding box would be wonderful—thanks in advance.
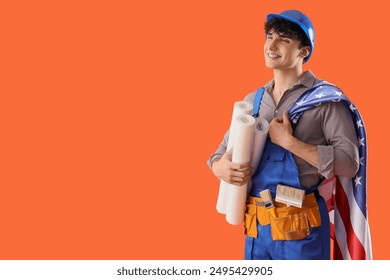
[208,10,362,259]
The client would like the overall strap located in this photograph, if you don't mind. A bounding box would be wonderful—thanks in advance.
[252,88,265,117]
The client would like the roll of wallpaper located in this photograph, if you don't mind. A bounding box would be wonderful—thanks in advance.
[226,101,253,151]
[216,101,253,214]
[247,117,269,195]
[226,114,256,225]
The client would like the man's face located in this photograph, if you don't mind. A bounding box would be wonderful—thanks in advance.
[263,31,308,70]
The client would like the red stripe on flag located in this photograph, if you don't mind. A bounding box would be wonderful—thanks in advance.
[333,235,343,260]
[335,178,366,259]
[330,222,335,240]
[325,195,334,212]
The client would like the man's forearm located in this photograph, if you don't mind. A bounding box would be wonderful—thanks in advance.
[283,136,319,169]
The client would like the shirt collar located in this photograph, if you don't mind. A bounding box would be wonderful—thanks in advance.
[299,70,317,88]
[264,70,317,93]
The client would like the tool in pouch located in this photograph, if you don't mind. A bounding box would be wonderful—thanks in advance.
[275,184,305,208]
[259,189,276,217]
[244,186,322,240]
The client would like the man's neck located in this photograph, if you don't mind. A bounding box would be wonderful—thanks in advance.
[272,68,304,105]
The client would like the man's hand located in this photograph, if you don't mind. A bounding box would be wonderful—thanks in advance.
[269,111,319,168]
[211,148,253,186]
[269,111,294,148]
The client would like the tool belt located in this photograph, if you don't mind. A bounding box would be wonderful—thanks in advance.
[244,193,322,241]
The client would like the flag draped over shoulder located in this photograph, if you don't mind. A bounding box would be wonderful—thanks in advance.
[289,81,372,260]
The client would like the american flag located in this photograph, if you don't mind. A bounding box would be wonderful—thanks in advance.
[289,81,372,260]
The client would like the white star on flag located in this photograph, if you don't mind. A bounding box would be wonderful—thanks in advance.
[350,104,357,111]
[354,176,362,186]
[296,100,306,107]
[334,91,343,97]
[360,157,365,166]
[356,119,364,128]
[315,92,325,98]
[359,137,365,146]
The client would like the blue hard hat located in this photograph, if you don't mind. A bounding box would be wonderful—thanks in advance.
[266,10,315,63]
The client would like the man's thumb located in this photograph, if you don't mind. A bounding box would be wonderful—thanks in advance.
[283,111,290,123]
[224,148,233,160]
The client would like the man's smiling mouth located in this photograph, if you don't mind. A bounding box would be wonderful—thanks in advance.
[267,53,281,58]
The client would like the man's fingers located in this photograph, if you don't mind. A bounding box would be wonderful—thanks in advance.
[231,161,252,170]
[241,167,253,176]
[230,169,251,178]
[224,168,252,181]
[230,173,252,186]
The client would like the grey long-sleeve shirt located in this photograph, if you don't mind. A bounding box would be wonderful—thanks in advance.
[208,71,359,188]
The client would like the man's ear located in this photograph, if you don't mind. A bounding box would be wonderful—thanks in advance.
[299,46,310,59]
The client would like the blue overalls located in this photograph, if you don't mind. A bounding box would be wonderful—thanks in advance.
[244,88,330,260]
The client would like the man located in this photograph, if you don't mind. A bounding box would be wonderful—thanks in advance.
[208,10,370,260]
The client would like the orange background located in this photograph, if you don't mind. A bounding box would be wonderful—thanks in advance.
[0,1,388,259]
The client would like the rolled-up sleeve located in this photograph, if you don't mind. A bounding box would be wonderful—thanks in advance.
[207,129,229,169]
[317,102,359,179]
[317,145,334,177]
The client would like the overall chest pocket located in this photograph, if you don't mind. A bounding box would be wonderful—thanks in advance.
[262,151,286,175]
[265,151,285,162]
